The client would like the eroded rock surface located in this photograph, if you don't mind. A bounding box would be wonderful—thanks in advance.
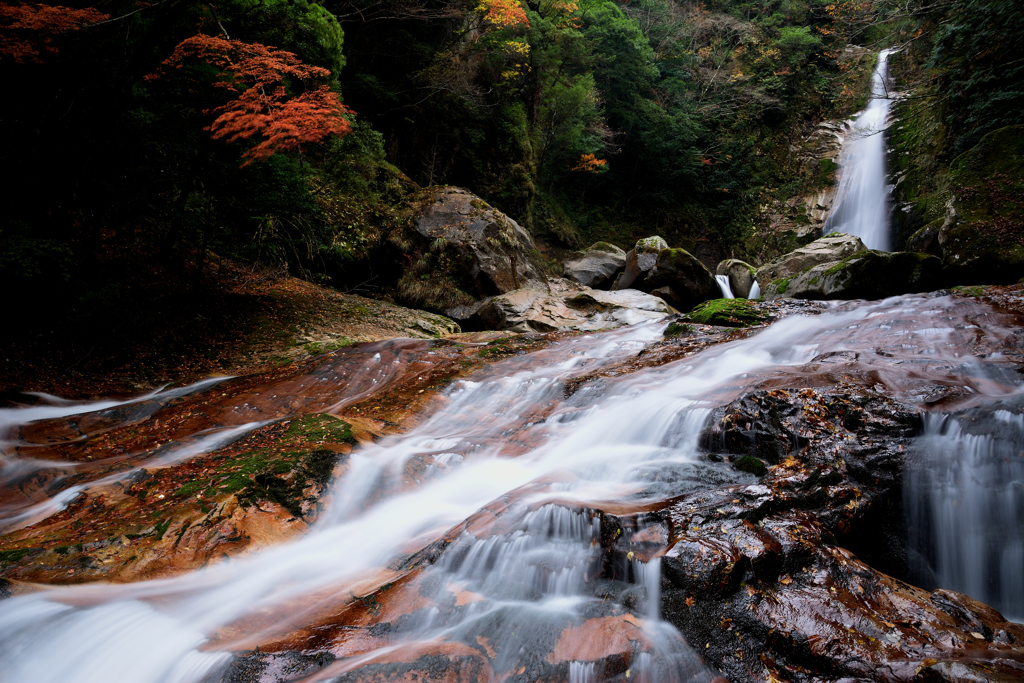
[755,233,867,287]
[762,250,944,301]
[612,236,670,291]
[564,242,628,289]
[715,260,756,299]
[415,187,542,297]
[474,278,670,333]
[645,248,721,312]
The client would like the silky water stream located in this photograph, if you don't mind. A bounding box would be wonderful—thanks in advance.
[823,48,897,251]
[1,293,1023,682]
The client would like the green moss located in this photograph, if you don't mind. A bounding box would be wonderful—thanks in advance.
[733,456,768,476]
[0,548,32,565]
[153,519,172,541]
[54,545,70,555]
[636,236,667,251]
[664,322,693,337]
[588,241,622,253]
[285,413,355,444]
[774,277,792,294]
[952,285,986,297]
[685,299,766,327]
[304,338,358,355]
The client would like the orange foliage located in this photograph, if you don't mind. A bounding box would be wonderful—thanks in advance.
[0,3,108,62]
[149,35,353,165]
[476,0,528,30]
[572,153,608,173]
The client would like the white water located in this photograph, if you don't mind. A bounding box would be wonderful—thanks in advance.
[714,275,734,299]
[0,295,1019,681]
[823,49,897,251]
[748,280,761,300]
[906,413,1024,621]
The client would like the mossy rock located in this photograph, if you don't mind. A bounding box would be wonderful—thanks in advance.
[664,322,693,337]
[939,125,1024,283]
[685,299,767,328]
[763,251,945,301]
[732,456,768,476]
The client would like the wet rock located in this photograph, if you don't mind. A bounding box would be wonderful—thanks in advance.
[762,250,944,301]
[906,219,943,257]
[415,187,542,297]
[715,259,757,298]
[755,233,867,286]
[611,236,669,290]
[935,125,1024,284]
[563,242,627,289]
[474,278,670,333]
[659,386,1024,682]
[643,248,721,312]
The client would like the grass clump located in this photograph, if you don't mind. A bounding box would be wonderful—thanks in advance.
[685,299,766,328]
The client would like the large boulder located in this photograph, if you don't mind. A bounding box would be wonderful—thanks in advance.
[611,236,669,290]
[755,233,867,286]
[474,278,670,333]
[761,250,943,301]
[414,187,542,297]
[715,259,757,298]
[562,242,627,289]
[932,125,1024,283]
[644,248,720,312]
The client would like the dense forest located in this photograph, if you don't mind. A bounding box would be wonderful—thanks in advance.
[1,0,1021,326]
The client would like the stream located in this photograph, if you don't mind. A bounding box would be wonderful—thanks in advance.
[1,291,1023,682]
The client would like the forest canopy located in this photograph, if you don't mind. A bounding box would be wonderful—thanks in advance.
[1,0,1019,322]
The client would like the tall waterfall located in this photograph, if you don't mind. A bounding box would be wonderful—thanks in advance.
[823,49,896,251]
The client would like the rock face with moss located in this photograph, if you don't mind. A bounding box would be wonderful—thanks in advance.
[928,125,1024,283]
[685,299,767,327]
[643,248,721,312]
[562,242,627,289]
[755,233,867,287]
[762,250,943,301]
[611,236,670,290]
[413,187,542,300]
[716,259,757,298]
[473,278,670,333]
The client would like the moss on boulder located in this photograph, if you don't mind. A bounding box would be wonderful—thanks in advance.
[685,299,767,327]
[762,250,943,301]
[936,125,1024,283]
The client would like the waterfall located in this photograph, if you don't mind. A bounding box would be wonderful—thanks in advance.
[823,48,897,251]
[714,275,735,299]
[906,412,1024,621]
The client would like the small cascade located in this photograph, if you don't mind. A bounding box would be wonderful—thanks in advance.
[905,411,1024,621]
[3,295,1024,680]
[714,275,735,299]
[748,280,761,300]
[823,48,897,251]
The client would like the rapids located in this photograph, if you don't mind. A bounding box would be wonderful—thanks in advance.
[1,292,1023,682]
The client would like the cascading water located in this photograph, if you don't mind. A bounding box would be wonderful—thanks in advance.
[823,48,897,251]
[1,293,1023,681]
[714,275,735,299]
[905,410,1024,621]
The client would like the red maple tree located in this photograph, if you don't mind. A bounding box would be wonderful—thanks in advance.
[149,34,353,165]
[0,2,109,62]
